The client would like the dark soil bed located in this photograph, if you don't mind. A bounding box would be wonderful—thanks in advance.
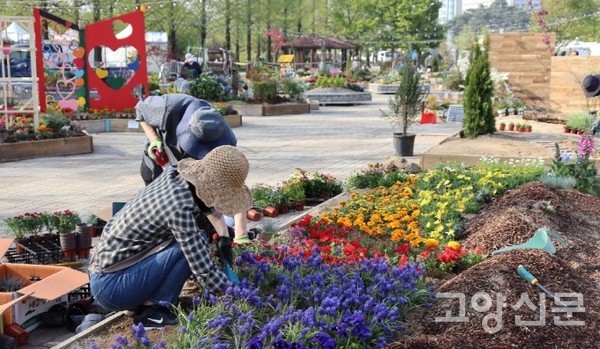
[390,182,600,349]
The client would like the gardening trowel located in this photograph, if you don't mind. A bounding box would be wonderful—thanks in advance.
[517,265,568,308]
[223,263,240,284]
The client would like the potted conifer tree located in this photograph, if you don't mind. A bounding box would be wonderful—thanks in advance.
[380,56,425,156]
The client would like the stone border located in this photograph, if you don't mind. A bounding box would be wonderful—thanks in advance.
[368,83,399,94]
[53,311,128,349]
[0,135,94,162]
[303,90,372,105]
[231,103,310,116]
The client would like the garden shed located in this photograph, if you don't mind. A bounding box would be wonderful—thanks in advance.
[280,35,357,70]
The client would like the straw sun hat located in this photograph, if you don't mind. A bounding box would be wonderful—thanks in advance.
[178,145,252,215]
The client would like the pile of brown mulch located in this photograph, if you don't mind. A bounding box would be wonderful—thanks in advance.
[390,182,600,349]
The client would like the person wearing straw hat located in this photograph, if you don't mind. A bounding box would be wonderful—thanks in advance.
[89,145,253,328]
[136,93,253,244]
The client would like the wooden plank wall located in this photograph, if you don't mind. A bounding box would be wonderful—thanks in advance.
[489,33,554,109]
[549,56,600,115]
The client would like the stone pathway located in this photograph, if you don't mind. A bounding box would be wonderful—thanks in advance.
[0,93,461,224]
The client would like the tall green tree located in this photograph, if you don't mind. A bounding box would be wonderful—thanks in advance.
[463,36,495,138]
[450,0,530,36]
[539,0,600,45]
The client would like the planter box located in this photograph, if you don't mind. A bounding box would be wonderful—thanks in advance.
[0,135,93,162]
[231,103,310,116]
[224,114,243,128]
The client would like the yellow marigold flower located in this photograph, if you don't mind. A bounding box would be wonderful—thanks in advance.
[448,241,461,251]
[424,238,439,249]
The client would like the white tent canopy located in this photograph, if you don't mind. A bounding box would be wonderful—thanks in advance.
[2,21,30,43]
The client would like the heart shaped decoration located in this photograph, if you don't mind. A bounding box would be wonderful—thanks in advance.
[95,68,108,79]
[73,47,85,58]
[112,19,133,39]
[89,45,139,90]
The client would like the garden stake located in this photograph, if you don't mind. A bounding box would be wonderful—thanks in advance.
[517,265,569,308]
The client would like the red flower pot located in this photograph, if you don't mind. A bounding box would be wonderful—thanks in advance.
[246,208,261,221]
[263,205,279,218]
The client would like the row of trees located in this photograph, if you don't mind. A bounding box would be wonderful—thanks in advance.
[2,0,597,62]
[1,0,444,62]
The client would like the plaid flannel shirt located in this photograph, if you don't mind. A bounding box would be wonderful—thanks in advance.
[91,166,229,293]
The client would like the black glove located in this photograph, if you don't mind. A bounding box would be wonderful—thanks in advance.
[216,236,234,267]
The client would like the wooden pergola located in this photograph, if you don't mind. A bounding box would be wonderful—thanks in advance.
[280,35,357,69]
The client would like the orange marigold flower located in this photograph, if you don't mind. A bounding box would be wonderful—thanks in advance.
[448,241,461,251]
[424,238,439,250]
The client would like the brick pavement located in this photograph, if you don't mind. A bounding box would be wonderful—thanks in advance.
[0,93,461,226]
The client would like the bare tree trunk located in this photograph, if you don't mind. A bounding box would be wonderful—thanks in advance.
[266,0,272,62]
[235,20,240,62]
[266,24,272,62]
[167,3,177,58]
[200,0,207,47]
[225,0,231,50]
[246,0,252,62]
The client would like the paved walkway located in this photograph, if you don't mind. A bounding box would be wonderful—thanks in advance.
[0,93,461,225]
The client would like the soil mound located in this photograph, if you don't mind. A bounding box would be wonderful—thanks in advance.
[393,251,600,349]
[390,182,600,349]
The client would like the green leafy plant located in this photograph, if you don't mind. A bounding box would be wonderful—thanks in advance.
[565,110,595,132]
[251,78,278,103]
[251,184,274,209]
[51,210,82,232]
[278,77,305,102]
[380,56,425,135]
[189,74,226,101]
[281,182,305,202]
[4,212,45,239]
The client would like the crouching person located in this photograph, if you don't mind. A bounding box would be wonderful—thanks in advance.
[88,145,253,327]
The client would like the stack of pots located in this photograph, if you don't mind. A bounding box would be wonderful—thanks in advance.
[59,224,93,261]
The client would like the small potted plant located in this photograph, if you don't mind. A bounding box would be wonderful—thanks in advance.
[526,124,532,132]
[514,100,526,115]
[4,212,45,253]
[282,182,306,211]
[380,56,425,156]
[498,122,506,131]
[87,214,107,237]
[508,122,515,131]
[496,100,508,117]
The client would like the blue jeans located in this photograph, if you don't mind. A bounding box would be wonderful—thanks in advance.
[90,241,191,311]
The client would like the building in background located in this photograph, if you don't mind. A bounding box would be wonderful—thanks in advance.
[508,0,541,10]
[461,0,494,12]
[438,0,462,24]
[462,0,541,12]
